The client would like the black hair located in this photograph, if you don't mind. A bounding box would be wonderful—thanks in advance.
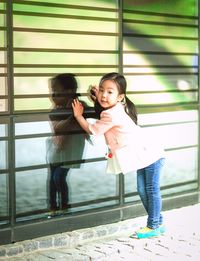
[99,72,138,124]
[51,73,78,93]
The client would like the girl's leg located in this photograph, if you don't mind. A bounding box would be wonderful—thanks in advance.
[144,158,165,229]
[59,168,69,210]
[53,167,69,210]
[49,164,58,211]
[137,168,148,213]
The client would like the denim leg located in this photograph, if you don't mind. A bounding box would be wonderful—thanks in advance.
[58,168,69,209]
[53,167,69,209]
[137,168,148,213]
[49,164,58,210]
[137,158,165,229]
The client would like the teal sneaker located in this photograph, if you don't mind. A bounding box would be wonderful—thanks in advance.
[136,226,160,239]
[47,210,58,219]
[159,224,166,234]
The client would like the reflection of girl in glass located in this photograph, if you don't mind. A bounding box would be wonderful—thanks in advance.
[47,73,86,217]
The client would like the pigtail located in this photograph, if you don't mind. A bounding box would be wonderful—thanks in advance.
[124,96,138,125]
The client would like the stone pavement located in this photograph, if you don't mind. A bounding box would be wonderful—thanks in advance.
[1,203,200,260]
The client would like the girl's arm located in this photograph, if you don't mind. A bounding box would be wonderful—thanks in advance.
[72,99,114,136]
[72,99,92,134]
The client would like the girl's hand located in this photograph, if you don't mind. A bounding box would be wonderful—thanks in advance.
[89,85,99,102]
[72,99,84,118]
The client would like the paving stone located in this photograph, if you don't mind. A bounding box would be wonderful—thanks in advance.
[95,227,108,238]
[6,245,23,257]
[23,240,39,253]
[54,247,100,260]
[4,257,28,261]
[37,237,53,249]
[53,234,71,248]
[0,248,6,257]
[20,253,53,261]
[106,224,119,235]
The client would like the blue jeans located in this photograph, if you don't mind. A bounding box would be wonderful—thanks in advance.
[49,164,69,211]
[137,158,165,229]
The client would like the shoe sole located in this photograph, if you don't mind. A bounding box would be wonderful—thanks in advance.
[137,232,160,239]
[136,227,163,239]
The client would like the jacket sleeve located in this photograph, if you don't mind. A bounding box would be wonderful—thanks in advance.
[88,111,114,135]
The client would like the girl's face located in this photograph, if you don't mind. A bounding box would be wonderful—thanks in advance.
[51,85,75,107]
[97,79,124,109]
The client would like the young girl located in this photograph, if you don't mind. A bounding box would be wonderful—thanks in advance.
[72,72,165,239]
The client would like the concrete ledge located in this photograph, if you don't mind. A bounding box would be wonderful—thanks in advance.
[0,215,145,259]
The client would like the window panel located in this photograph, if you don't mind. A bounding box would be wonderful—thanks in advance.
[138,110,198,125]
[16,169,49,215]
[133,114,198,159]
[15,0,118,11]
[124,67,198,74]
[123,0,197,16]
[0,120,8,171]
[15,121,50,136]
[14,77,50,95]
[144,122,197,150]
[124,37,198,53]
[0,2,7,114]
[14,52,118,65]
[15,137,48,168]
[14,16,117,33]
[77,76,104,92]
[0,123,7,137]
[14,32,117,50]
[69,161,118,209]
[161,183,198,197]
[128,92,198,105]
[0,3,5,10]
[126,75,198,92]
[0,16,4,26]
[124,13,198,26]
[14,67,118,75]
[0,32,4,43]
[123,54,198,67]
[0,100,7,112]
[0,119,9,226]
[14,98,51,111]
[0,66,6,74]
[13,5,117,19]
[0,51,6,64]
[162,148,198,186]
[0,174,9,225]
[124,23,198,38]
[0,141,7,170]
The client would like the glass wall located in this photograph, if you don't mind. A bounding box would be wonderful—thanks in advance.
[0,1,9,229]
[123,0,199,202]
[0,0,199,244]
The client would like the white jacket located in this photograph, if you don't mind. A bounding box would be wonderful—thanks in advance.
[89,102,165,174]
